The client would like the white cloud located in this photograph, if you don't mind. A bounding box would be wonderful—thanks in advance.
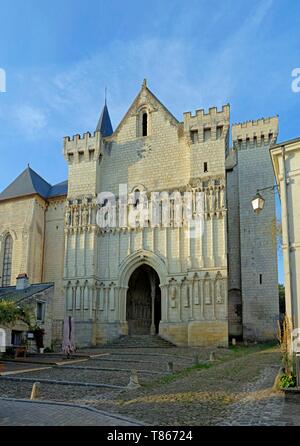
[6,0,277,139]
[13,105,47,138]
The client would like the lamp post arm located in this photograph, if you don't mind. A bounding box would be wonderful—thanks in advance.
[256,184,278,194]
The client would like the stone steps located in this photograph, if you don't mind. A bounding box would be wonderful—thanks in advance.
[100,335,175,349]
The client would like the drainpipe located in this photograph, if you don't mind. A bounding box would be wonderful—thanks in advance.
[41,202,48,282]
[150,274,156,335]
[280,146,294,348]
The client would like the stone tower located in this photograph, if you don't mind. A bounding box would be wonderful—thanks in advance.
[62,81,230,347]
[227,117,279,340]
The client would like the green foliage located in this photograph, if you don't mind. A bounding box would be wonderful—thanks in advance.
[229,342,276,355]
[277,315,293,377]
[146,363,212,388]
[0,300,31,327]
[279,284,285,314]
[279,373,296,389]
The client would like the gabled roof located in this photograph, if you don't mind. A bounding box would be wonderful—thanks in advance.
[0,167,68,202]
[96,103,113,137]
[0,282,54,303]
[113,80,179,136]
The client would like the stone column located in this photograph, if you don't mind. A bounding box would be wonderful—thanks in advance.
[200,279,204,320]
[160,284,168,323]
[72,286,76,318]
[210,216,214,267]
[222,210,227,265]
[118,286,128,323]
[89,285,95,320]
[150,274,156,335]
[188,278,193,320]
[63,230,69,278]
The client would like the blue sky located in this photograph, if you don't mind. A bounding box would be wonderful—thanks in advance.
[1,0,299,284]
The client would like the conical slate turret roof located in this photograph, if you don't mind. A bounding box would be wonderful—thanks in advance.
[96,103,113,137]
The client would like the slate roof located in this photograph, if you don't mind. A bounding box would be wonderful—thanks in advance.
[47,180,68,198]
[96,103,113,137]
[0,167,68,202]
[0,283,54,303]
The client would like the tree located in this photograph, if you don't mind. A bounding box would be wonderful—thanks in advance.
[0,300,31,327]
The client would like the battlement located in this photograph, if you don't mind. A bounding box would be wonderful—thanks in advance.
[183,104,230,144]
[63,130,102,164]
[183,104,230,121]
[232,116,278,149]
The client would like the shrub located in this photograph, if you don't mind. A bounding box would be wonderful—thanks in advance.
[279,374,296,389]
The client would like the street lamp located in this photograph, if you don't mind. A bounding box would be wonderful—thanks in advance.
[251,185,278,214]
[251,192,265,214]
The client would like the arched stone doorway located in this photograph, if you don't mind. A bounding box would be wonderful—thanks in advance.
[126,265,161,335]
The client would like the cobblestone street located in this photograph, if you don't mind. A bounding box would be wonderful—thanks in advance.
[0,344,299,426]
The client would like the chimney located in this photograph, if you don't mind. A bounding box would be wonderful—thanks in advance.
[16,273,30,290]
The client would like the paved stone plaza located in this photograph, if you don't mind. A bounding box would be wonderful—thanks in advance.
[0,399,141,426]
[1,344,300,426]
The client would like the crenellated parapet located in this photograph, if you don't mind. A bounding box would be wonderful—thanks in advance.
[232,116,278,150]
[183,104,230,144]
[63,130,103,164]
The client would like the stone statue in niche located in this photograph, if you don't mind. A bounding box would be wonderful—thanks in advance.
[170,284,177,308]
[88,203,93,225]
[186,256,192,270]
[181,280,189,308]
[209,189,215,213]
[205,190,210,214]
[216,275,223,304]
[73,207,79,227]
[82,206,88,227]
[162,194,170,227]
[179,280,187,308]
[220,187,225,210]
[65,207,71,226]
[193,274,200,305]
[204,279,212,304]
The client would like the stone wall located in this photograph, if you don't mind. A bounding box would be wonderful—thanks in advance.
[0,195,46,286]
[232,117,279,340]
[63,84,229,347]
[43,197,66,328]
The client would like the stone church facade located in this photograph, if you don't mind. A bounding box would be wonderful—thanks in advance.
[0,81,279,347]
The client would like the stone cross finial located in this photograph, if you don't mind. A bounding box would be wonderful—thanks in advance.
[142,79,147,88]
